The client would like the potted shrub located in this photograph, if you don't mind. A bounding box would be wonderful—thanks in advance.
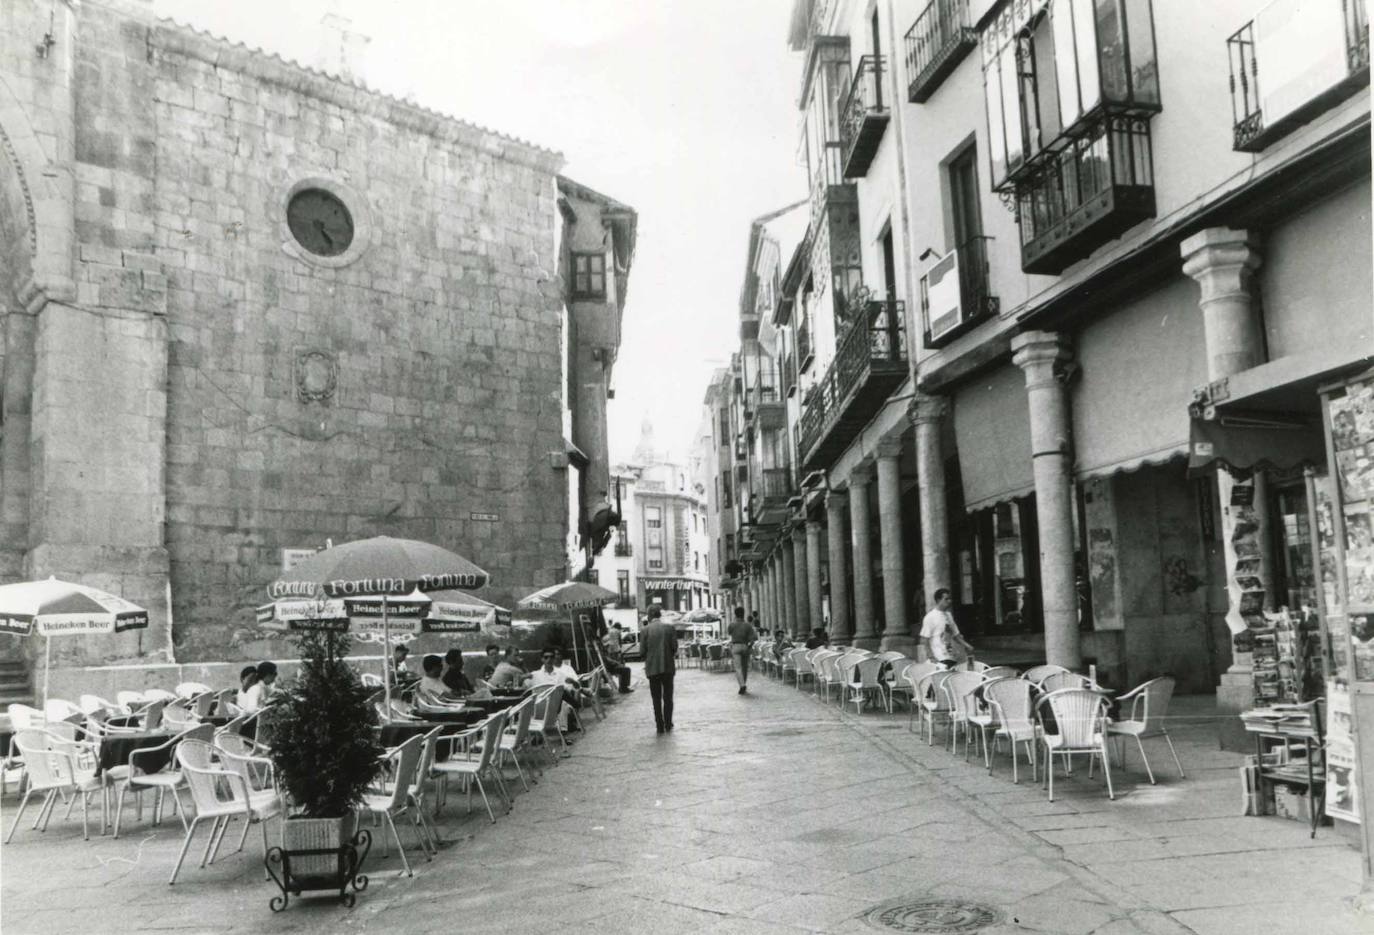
[268,627,384,892]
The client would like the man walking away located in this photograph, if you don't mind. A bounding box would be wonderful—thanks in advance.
[728,606,757,694]
[642,606,677,734]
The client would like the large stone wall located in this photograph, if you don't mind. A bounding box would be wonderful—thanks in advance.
[0,0,574,675]
[143,26,568,661]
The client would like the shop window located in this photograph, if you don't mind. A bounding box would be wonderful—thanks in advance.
[571,252,606,299]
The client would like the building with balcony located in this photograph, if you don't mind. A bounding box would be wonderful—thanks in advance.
[705,0,1371,778]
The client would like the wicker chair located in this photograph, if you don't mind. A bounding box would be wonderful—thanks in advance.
[4,729,106,842]
[941,671,985,758]
[1037,689,1114,802]
[169,739,282,884]
[433,711,510,824]
[915,670,955,744]
[359,734,428,876]
[1023,664,1070,685]
[1106,676,1184,783]
[984,677,1039,782]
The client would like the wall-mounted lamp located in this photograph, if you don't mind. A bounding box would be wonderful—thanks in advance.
[917,247,939,262]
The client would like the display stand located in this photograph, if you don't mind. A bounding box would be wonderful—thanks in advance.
[1243,700,1326,838]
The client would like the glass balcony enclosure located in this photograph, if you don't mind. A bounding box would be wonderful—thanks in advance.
[980,0,1160,273]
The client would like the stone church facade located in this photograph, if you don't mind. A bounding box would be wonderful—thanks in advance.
[0,0,633,697]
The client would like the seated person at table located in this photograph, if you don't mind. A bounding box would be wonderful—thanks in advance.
[772,629,793,663]
[487,649,529,689]
[805,627,829,650]
[479,643,502,680]
[441,649,476,697]
[601,624,634,693]
[238,660,278,713]
[416,654,452,703]
[529,649,584,730]
[390,644,418,686]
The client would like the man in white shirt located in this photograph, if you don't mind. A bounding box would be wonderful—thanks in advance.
[919,589,974,667]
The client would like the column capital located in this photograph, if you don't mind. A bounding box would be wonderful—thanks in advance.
[825,488,847,510]
[849,458,876,486]
[1012,331,1074,389]
[875,436,904,460]
[907,393,950,427]
[791,525,806,546]
[1181,227,1262,305]
[805,517,824,532]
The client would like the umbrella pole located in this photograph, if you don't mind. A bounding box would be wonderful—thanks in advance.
[43,635,51,707]
[382,600,391,716]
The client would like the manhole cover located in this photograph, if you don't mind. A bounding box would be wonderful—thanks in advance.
[864,898,1003,933]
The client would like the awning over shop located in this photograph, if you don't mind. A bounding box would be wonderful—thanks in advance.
[1072,279,1207,480]
[1187,415,1326,475]
[953,366,1035,512]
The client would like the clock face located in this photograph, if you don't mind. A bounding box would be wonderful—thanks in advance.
[287,189,354,257]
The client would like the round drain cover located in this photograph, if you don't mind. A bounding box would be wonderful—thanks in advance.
[864,898,1003,933]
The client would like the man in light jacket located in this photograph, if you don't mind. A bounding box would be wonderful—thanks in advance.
[641,607,678,735]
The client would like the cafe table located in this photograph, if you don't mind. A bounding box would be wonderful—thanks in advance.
[96,731,176,777]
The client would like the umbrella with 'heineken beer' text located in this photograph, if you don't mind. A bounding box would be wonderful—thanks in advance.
[266,536,490,711]
[0,577,149,705]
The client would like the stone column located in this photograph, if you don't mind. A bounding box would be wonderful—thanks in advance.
[780,537,799,638]
[1182,228,1271,746]
[770,552,783,634]
[792,526,810,639]
[805,519,824,634]
[766,555,779,634]
[825,490,852,644]
[849,462,878,649]
[911,395,951,607]
[876,438,916,654]
[1012,331,1081,670]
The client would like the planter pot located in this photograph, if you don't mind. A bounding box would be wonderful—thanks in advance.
[283,816,347,877]
[266,813,371,911]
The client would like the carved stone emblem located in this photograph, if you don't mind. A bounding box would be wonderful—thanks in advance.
[294,349,337,403]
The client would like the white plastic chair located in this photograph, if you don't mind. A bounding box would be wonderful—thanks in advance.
[169,739,282,884]
[161,699,195,731]
[527,685,567,763]
[116,690,147,709]
[941,671,985,757]
[110,723,214,838]
[78,694,126,718]
[5,726,106,841]
[915,670,954,744]
[844,657,884,714]
[902,662,938,730]
[491,694,539,791]
[884,659,918,713]
[791,648,816,689]
[5,729,107,842]
[1038,689,1114,802]
[1023,664,1070,685]
[981,666,1019,681]
[359,735,427,876]
[44,699,83,723]
[1106,676,1184,783]
[7,703,46,729]
[433,712,509,823]
[985,677,1040,783]
[142,688,178,703]
[1040,671,1095,693]
[361,672,384,688]
[175,681,212,699]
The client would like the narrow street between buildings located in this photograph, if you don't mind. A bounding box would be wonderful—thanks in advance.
[1,663,1366,935]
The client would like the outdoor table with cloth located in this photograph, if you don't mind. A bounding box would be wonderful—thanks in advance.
[96,732,175,777]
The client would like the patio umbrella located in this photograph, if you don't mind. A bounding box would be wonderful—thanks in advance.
[267,536,490,711]
[0,577,149,704]
[517,582,617,670]
[424,590,511,633]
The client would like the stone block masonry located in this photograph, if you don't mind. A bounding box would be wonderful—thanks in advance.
[0,0,578,680]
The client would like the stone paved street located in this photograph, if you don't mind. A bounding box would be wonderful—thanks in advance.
[1,665,1368,935]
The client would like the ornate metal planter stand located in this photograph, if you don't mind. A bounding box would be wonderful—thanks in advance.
[264,829,372,910]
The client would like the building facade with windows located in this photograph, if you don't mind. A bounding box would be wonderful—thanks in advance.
[711,0,1369,735]
[0,0,635,699]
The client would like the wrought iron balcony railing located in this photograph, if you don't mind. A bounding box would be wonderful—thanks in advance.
[905,0,977,103]
[797,299,908,468]
[614,541,633,557]
[1013,113,1156,275]
[1228,0,1368,153]
[840,55,891,178]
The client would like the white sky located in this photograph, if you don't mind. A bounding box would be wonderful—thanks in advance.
[154,0,807,463]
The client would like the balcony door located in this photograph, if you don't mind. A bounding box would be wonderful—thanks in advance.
[949,145,983,246]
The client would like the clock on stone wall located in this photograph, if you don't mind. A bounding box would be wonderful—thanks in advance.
[286,188,354,257]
